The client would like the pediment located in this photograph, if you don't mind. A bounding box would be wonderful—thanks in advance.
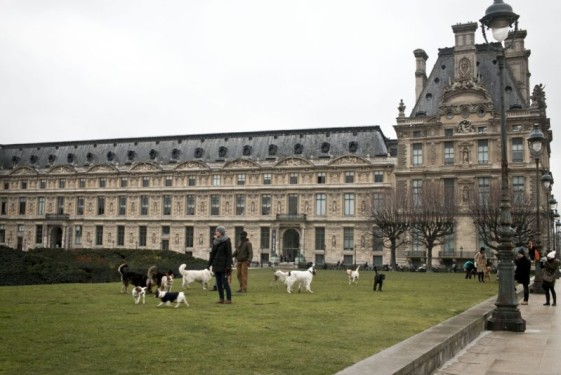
[223,159,260,169]
[9,166,39,176]
[86,164,119,173]
[328,156,371,166]
[275,157,313,168]
[174,160,209,171]
[47,165,77,175]
[129,162,163,173]
[440,78,493,107]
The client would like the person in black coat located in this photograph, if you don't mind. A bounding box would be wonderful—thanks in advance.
[208,225,233,304]
[514,248,531,305]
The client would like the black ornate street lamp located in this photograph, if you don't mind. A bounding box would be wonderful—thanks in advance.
[480,0,525,332]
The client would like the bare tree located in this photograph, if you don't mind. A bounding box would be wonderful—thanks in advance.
[409,180,456,272]
[363,190,410,271]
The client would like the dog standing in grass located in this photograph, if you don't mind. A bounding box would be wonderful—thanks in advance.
[155,289,189,308]
[373,266,385,291]
[132,286,146,305]
[285,266,316,294]
[346,265,360,285]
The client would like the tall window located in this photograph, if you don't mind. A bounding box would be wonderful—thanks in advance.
[0,198,6,215]
[263,173,272,185]
[478,177,490,205]
[59,179,66,189]
[56,196,64,214]
[260,227,270,249]
[186,195,196,215]
[477,140,489,164]
[512,138,524,162]
[345,172,354,183]
[237,174,246,185]
[76,197,84,215]
[212,175,221,186]
[444,141,455,165]
[120,177,128,188]
[40,179,47,189]
[412,143,423,166]
[374,171,384,183]
[412,179,423,208]
[35,225,43,245]
[139,226,147,247]
[444,231,455,255]
[343,227,354,251]
[188,175,196,186]
[210,195,220,215]
[118,196,127,216]
[289,173,298,184]
[185,226,194,248]
[235,195,245,216]
[37,197,45,215]
[140,195,149,215]
[99,177,106,188]
[315,193,326,216]
[261,194,271,215]
[0,224,4,243]
[117,226,125,246]
[165,176,173,187]
[79,178,86,188]
[371,193,384,210]
[75,225,82,245]
[21,181,27,189]
[315,227,325,250]
[288,194,298,215]
[343,193,355,216]
[444,179,455,210]
[512,176,525,204]
[317,172,326,184]
[97,196,105,215]
[19,197,26,215]
[142,177,150,187]
[95,225,103,246]
[163,195,172,215]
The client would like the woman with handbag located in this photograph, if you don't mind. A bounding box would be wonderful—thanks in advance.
[542,251,560,306]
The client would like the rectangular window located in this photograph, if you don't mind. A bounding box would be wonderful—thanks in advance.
[35,225,43,245]
[478,177,490,205]
[513,176,525,204]
[315,193,326,216]
[260,227,270,249]
[315,227,326,250]
[186,195,196,215]
[117,226,125,246]
[95,225,103,246]
[40,179,47,189]
[99,178,106,188]
[412,143,423,166]
[478,126,487,133]
[289,173,298,184]
[445,128,453,138]
[3,182,8,190]
[478,140,489,164]
[235,194,245,216]
[261,194,271,215]
[97,196,105,215]
[37,197,45,215]
[163,195,172,215]
[18,224,24,233]
[444,141,455,165]
[78,178,86,188]
[162,226,170,236]
[317,172,326,184]
[263,173,272,185]
[0,224,4,243]
[0,197,6,215]
[185,226,194,248]
[343,193,355,216]
[374,171,384,183]
[142,177,150,187]
[118,196,127,216]
[139,226,147,247]
[56,196,64,214]
[371,193,384,210]
[444,178,455,210]
[413,130,423,138]
[21,181,27,189]
[412,179,423,208]
[212,175,221,186]
[210,195,220,215]
[76,197,84,215]
[165,176,173,187]
[188,175,196,186]
[288,194,298,215]
[59,179,66,189]
[512,138,524,163]
[120,177,128,188]
[345,172,354,183]
[140,195,149,215]
[19,197,26,215]
[75,225,82,245]
[237,174,246,186]
[343,227,354,251]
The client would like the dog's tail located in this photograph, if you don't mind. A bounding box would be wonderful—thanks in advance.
[179,263,187,275]
[118,263,128,281]
[147,265,157,278]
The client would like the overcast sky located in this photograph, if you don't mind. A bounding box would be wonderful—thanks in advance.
[1,0,560,205]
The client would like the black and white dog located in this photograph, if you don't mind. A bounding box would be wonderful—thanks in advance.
[132,286,146,304]
[155,289,189,308]
[118,263,149,294]
[373,266,385,291]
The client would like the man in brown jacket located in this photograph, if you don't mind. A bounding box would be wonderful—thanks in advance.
[233,231,253,293]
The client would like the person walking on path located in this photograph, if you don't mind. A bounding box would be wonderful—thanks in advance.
[514,248,531,305]
[542,251,560,306]
[475,247,487,283]
[208,225,233,304]
[233,230,253,293]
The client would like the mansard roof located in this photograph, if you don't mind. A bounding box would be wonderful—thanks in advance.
[0,126,393,171]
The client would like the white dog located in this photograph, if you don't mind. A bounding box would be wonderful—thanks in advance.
[155,289,189,308]
[160,272,174,292]
[132,286,146,304]
[285,266,316,294]
[346,265,360,285]
[179,264,213,289]
[270,269,290,288]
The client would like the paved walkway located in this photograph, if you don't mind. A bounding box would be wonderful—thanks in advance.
[434,296,560,375]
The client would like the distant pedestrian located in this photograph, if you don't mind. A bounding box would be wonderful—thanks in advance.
[514,248,531,305]
[542,251,560,306]
[528,240,539,262]
[475,247,487,283]
[208,225,233,304]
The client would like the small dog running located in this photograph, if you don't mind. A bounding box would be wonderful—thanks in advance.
[179,264,213,290]
[132,286,146,304]
[270,269,290,288]
[155,289,189,308]
[285,266,316,294]
[346,265,360,285]
[373,266,385,291]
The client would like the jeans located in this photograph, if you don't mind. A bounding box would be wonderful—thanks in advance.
[215,271,232,301]
[543,283,556,304]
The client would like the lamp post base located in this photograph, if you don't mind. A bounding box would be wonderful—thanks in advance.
[486,308,526,332]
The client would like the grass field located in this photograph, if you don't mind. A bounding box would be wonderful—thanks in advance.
[0,268,498,375]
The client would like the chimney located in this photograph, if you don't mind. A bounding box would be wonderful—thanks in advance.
[505,29,530,105]
[452,22,478,81]
[414,49,428,102]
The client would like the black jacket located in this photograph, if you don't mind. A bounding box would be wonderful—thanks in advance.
[208,237,233,273]
[514,255,531,284]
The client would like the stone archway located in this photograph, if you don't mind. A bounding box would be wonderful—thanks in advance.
[49,226,63,248]
[282,229,300,262]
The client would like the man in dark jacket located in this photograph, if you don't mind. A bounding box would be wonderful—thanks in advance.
[208,225,233,304]
[514,248,531,305]
[233,231,253,293]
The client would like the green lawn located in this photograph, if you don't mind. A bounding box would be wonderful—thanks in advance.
[0,269,497,375]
